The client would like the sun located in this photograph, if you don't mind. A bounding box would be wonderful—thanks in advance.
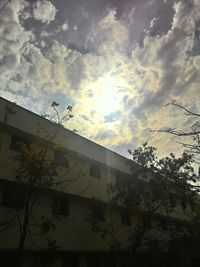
[94,74,121,116]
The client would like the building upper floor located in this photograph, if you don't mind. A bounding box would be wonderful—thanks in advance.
[0,96,195,222]
[0,96,132,175]
[0,96,133,203]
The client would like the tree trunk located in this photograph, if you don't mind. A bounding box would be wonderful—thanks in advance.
[18,185,32,253]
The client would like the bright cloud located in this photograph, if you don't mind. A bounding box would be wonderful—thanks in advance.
[33,0,57,24]
[0,0,200,158]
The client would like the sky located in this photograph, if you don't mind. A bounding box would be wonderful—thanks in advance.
[0,0,200,158]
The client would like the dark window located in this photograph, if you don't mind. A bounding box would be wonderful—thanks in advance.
[54,150,69,168]
[160,219,168,231]
[0,253,20,267]
[102,254,116,267]
[116,174,129,186]
[62,254,79,267]
[119,254,132,267]
[52,194,69,216]
[10,134,26,152]
[120,209,132,226]
[90,165,101,179]
[91,202,104,222]
[87,254,102,267]
[1,188,25,209]
[86,254,116,267]
[192,258,200,267]
[116,174,123,185]
[174,223,182,233]
[0,132,3,150]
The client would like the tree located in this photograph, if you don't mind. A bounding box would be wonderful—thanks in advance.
[152,101,200,165]
[18,102,76,249]
[88,142,199,265]
[151,101,200,200]
[151,100,200,243]
[0,101,85,266]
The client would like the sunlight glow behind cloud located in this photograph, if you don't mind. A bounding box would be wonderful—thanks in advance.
[0,0,200,158]
[93,74,123,116]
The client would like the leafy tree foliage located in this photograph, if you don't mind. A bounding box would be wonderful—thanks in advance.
[89,142,199,257]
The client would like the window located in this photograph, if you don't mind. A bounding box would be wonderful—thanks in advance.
[120,209,131,226]
[0,131,3,150]
[116,174,122,185]
[87,254,102,267]
[90,165,101,179]
[192,258,200,267]
[62,254,79,267]
[87,254,116,267]
[102,254,116,267]
[91,202,104,222]
[174,222,183,233]
[1,188,25,209]
[160,219,168,232]
[52,194,69,216]
[10,135,23,151]
[115,173,129,186]
[54,150,69,168]
[0,253,20,267]
[10,134,28,152]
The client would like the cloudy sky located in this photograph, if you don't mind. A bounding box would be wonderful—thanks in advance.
[0,0,200,157]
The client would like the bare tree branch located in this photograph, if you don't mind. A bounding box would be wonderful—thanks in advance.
[166,102,200,118]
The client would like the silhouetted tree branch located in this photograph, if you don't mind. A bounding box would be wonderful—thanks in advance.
[151,100,200,164]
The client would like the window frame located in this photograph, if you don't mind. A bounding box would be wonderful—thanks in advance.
[89,164,101,179]
[10,134,29,152]
[54,149,69,168]
[52,194,69,217]
[120,208,132,226]
[91,202,105,222]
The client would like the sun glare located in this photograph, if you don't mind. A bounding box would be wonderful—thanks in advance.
[94,75,121,116]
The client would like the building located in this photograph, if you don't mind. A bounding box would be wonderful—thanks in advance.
[0,96,199,267]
